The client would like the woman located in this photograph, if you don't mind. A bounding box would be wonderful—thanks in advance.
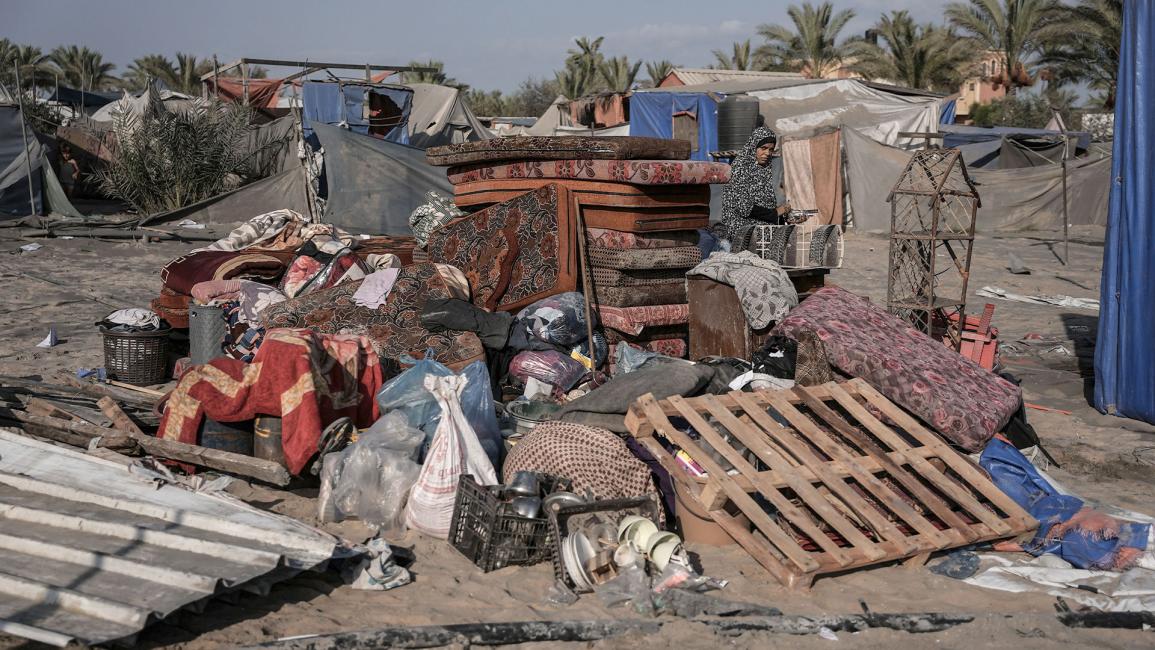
[720,126,790,246]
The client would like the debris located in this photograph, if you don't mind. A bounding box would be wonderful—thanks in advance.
[18,242,41,252]
[177,218,206,230]
[818,626,839,641]
[346,539,412,590]
[36,326,58,348]
[1025,403,1073,416]
[1008,252,1032,274]
[930,550,981,580]
[977,286,1099,311]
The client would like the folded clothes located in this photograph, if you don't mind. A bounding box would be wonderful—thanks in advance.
[151,287,191,328]
[587,227,701,250]
[352,268,400,309]
[587,245,702,271]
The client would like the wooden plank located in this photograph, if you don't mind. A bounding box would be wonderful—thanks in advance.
[737,391,918,554]
[796,386,973,544]
[0,409,290,487]
[701,394,882,562]
[25,398,87,423]
[698,481,728,511]
[637,395,819,573]
[763,391,948,549]
[848,379,1037,530]
[666,395,853,566]
[97,397,145,436]
[824,382,1008,536]
[0,412,138,453]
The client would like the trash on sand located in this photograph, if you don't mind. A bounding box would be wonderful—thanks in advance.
[1008,253,1032,275]
[19,243,42,253]
[177,218,206,230]
[977,286,1099,311]
[818,626,839,641]
[36,326,58,348]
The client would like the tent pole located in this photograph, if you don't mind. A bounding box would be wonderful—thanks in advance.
[13,62,38,218]
[1061,145,1069,265]
[213,56,220,99]
[242,61,250,105]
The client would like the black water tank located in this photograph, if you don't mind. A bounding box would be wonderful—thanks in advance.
[717,96,760,152]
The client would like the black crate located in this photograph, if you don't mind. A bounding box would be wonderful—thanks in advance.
[546,494,663,591]
[448,473,570,572]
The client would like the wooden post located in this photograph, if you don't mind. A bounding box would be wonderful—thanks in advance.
[212,55,220,99]
[242,61,250,105]
[12,62,38,218]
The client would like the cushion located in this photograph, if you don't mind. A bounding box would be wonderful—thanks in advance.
[771,286,1021,452]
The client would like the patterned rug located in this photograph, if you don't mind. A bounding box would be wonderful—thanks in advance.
[260,262,485,370]
[425,184,576,312]
[426,136,691,166]
[447,160,730,186]
[587,228,700,250]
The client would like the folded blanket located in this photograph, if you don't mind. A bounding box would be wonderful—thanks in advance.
[596,304,690,337]
[160,250,293,296]
[448,160,730,186]
[687,251,797,329]
[593,284,687,308]
[588,245,702,271]
[158,328,382,475]
[427,136,691,166]
[772,286,1021,452]
[590,267,686,288]
[151,287,191,328]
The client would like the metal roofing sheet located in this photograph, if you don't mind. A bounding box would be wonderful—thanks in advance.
[0,429,342,647]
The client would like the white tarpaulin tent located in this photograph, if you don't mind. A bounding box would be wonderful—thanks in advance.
[405,83,492,148]
[749,80,942,147]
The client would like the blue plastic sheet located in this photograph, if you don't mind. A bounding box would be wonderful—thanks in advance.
[1095,0,1155,425]
[629,92,720,161]
[301,81,412,144]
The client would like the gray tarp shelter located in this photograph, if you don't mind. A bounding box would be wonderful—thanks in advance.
[405,83,492,148]
[843,127,1111,232]
[0,104,83,219]
[142,167,311,226]
[314,121,453,234]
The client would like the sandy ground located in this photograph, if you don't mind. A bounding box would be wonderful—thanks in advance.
[0,227,1152,649]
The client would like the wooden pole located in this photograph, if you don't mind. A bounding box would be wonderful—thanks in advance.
[12,62,38,218]
[1061,141,1070,266]
[242,61,250,105]
[212,55,220,99]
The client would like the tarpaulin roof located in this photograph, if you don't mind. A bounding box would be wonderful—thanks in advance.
[301,80,412,144]
[46,85,119,108]
[314,121,452,234]
[661,68,803,87]
[1095,0,1155,424]
[404,83,491,148]
[0,105,42,216]
[843,126,1111,232]
[941,124,1091,150]
[628,91,719,161]
[205,77,286,109]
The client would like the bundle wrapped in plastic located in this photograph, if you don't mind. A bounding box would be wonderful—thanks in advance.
[318,412,424,531]
[515,292,593,347]
[509,349,587,391]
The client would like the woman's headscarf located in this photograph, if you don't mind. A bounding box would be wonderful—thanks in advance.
[720,126,778,242]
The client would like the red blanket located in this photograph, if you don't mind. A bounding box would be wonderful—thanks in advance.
[158,328,383,474]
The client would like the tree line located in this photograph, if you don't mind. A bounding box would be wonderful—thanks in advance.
[1,0,1121,119]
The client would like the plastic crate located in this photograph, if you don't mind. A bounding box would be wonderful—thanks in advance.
[448,473,570,572]
[546,495,663,591]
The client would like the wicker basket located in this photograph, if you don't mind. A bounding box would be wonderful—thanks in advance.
[101,326,171,386]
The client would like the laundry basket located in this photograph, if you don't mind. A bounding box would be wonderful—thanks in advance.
[101,326,171,386]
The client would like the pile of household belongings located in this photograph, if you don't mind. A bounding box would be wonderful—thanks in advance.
[427,135,730,367]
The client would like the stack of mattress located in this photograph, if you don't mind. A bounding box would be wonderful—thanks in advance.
[427,136,731,368]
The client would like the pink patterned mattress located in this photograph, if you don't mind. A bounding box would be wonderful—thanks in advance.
[447,159,731,186]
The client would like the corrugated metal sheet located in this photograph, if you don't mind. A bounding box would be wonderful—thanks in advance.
[0,429,342,647]
[667,68,804,87]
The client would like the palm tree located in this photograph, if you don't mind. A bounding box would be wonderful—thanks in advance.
[1038,0,1121,109]
[712,40,755,71]
[945,0,1064,95]
[555,36,607,98]
[847,12,973,91]
[4,43,55,90]
[645,60,675,87]
[756,2,857,78]
[402,59,462,87]
[599,56,642,93]
[50,45,118,91]
[125,54,176,91]
[172,53,214,94]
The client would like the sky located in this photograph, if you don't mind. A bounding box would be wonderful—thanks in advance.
[7,0,953,93]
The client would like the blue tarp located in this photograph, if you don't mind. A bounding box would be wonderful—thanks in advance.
[1095,0,1155,424]
[939,99,956,125]
[301,81,412,145]
[941,124,1091,150]
[628,91,719,162]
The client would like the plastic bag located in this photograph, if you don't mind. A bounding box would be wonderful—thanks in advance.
[515,292,592,347]
[317,412,424,530]
[405,375,499,538]
[375,354,502,466]
[509,350,587,391]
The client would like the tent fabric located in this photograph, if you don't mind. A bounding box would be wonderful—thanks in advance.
[1095,0,1155,424]
[749,80,942,147]
[405,83,492,149]
[40,153,83,218]
[47,85,119,109]
[627,91,719,161]
[525,95,576,136]
[142,166,311,226]
[781,130,843,225]
[843,127,1111,232]
[941,124,1091,151]
[301,81,412,144]
[313,121,453,235]
[939,98,957,125]
[0,105,42,217]
[89,88,199,124]
[206,77,286,109]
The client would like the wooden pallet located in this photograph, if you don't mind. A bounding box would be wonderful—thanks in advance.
[625,379,1037,589]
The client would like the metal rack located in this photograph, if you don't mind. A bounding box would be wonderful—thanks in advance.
[885,147,980,349]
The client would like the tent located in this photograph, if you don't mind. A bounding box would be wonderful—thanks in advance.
[842,127,1111,232]
[405,83,491,148]
[301,80,412,144]
[0,104,83,219]
[939,124,1090,169]
[1095,0,1155,424]
[89,87,200,124]
[524,95,576,136]
[46,85,119,113]
[628,91,720,161]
